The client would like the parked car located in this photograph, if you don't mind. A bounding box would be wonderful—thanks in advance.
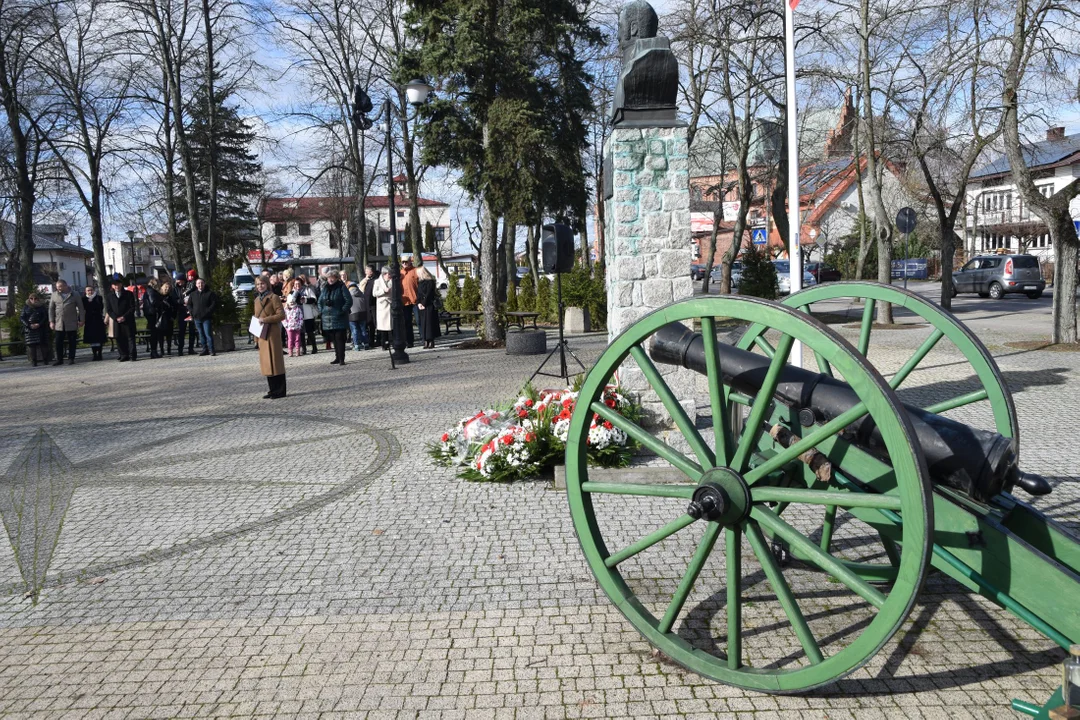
[710,261,743,287]
[690,263,706,281]
[951,254,1044,299]
[805,262,842,283]
[772,260,817,295]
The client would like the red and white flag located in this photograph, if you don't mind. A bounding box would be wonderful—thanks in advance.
[789,0,799,8]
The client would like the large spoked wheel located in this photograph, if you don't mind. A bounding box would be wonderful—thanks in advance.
[756,282,1018,455]
[565,296,933,693]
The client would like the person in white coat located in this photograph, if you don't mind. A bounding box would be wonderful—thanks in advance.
[371,266,393,350]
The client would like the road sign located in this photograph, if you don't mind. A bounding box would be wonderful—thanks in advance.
[895,207,918,234]
[1074,219,1079,235]
[752,228,767,245]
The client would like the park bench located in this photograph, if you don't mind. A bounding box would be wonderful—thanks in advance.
[504,311,540,332]
[441,310,482,335]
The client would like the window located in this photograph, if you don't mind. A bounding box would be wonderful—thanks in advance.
[1037,184,1054,199]
[329,231,339,250]
[149,247,162,257]
[434,227,446,244]
[1014,256,1039,268]
[298,244,312,257]
[397,211,405,218]
[298,223,311,236]
[135,265,145,275]
[274,223,287,237]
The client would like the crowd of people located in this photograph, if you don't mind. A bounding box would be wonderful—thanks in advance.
[18,254,444,403]
[248,253,442,399]
[19,269,217,366]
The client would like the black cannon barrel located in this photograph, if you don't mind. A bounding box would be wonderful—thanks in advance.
[649,323,1021,502]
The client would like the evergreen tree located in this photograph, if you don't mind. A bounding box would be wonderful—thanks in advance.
[406,0,598,340]
[174,82,263,261]
[424,222,436,252]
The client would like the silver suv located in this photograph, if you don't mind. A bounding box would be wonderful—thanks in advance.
[951,254,1045,300]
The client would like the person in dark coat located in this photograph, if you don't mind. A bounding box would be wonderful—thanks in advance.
[82,284,106,360]
[361,265,376,350]
[105,273,138,361]
[187,278,217,356]
[317,268,351,365]
[158,280,178,355]
[175,270,197,355]
[142,278,165,359]
[415,266,441,349]
[20,292,50,366]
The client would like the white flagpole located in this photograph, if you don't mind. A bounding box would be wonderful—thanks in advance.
[785,0,803,367]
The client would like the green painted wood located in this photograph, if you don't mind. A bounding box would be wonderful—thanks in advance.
[820,505,838,551]
[591,401,703,481]
[770,282,1018,454]
[605,514,697,568]
[751,487,902,510]
[858,299,876,355]
[889,328,944,389]
[923,388,989,415]
[745,521,825,664]
[726,526,742,669]
[658,521,722,634]
[813,350,833,377]
[999,496,1080,577]
[731,335,795,473]
[701,317,732,465]
[730,392,753,406]
[563,295,932,692]
[629,344,715,468]
[753,334,776,359]
[752,506,887,609]
[581,482,696,499]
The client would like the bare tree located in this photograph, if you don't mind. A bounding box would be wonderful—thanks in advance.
[902,0,1001,310]
[38,0,133,292]
[1000,0,1080,343]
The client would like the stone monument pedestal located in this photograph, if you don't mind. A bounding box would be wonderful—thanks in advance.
[604,125,694,427]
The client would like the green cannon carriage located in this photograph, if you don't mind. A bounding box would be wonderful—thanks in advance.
[564,283,1078,704]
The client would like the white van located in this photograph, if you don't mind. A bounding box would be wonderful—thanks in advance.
[232,265,260,301]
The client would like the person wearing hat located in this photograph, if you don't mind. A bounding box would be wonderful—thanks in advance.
[400,255,418,348]
[105,273,138,361]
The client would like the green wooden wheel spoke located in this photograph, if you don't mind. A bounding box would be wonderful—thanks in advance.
[744,401,869,485]
[590,401,704,481]
[752,506,887,610]
[813,350,833,377]
[731,334,795,473]
[745,522,824,664]
[880,534,901,566]
[889,328,944,390]
[753,334,775,359]
[820,505,838,552]
[858,299,876,355]
[700,317,732,465]
[923,388,989,415]
[604,514,697,568]
[629,345,715,468]
[750,487,901,511]
[725,526,742,669]
[729,392,753,407]
[581,482,696,499]
[657,521,722,634]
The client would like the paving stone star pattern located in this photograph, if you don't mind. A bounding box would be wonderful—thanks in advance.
[0,302,1076,719]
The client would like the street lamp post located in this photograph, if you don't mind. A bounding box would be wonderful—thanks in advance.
[126,230,137,286]
[380,79,432,366]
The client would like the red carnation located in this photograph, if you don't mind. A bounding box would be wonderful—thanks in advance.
[518,409,528,418]
[603,421,613,430]
[525,432,536,442]
[441,433,449,442]
[525,399,534,407]
[605,398,616,408]
[502,435,514,445]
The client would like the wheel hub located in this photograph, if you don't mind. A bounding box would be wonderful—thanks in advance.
[689,467,751,526]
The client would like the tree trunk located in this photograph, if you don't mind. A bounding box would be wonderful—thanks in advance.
[201,0,218,268]
[525,224,539,287]
[579,218,589,267]
[505,222,517,294]
[496,219,507,303]
[1050,219,1079,344]
[481,205,502,340]
[701,199,721,293]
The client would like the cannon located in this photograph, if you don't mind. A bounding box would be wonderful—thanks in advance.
[564,283,1080,695]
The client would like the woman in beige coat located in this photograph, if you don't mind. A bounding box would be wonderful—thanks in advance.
[253,276,287,399]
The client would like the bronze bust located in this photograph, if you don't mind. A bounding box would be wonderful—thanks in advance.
[610,0,679,127]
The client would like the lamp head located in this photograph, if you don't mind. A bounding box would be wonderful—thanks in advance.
[405,79,432,106]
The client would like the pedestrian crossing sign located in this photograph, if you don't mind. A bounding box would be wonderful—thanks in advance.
[752,228,767,245]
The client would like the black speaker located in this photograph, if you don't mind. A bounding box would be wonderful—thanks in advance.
[542,223,575,274]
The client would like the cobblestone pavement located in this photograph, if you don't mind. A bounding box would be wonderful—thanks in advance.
[0,295,1076,719]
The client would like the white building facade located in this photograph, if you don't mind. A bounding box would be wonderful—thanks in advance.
[965,127,1080,263]
[102,233,178,280]
[259,194,451,261]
